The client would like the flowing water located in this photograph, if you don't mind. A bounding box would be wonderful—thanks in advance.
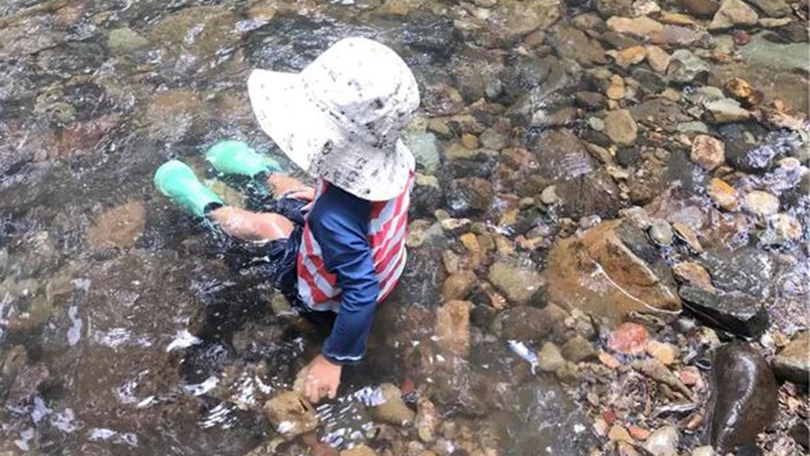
[0,0,808,455]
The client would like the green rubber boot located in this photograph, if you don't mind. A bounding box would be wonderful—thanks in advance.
[153,160,223,218]
[205,140,282,178]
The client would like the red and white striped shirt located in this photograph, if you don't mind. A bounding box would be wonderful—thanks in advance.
[296,175,413,312]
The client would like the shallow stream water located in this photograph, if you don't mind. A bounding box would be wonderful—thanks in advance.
[0,0,808,455]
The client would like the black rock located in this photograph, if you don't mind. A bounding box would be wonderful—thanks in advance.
[790,422,809,450]
[616,147,640,167]
[708,343,778,454]
[679,287,768,337]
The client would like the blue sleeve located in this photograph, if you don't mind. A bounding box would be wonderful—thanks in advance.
[307,184,380,365]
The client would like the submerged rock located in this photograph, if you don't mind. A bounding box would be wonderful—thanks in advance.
[709,0,759,30]
[604,109,638,146]
[543,220,681,321]
[645,426,680,456]
[708,343,777,454]
[86,200,146,249]
[369,383,414,426]
[108,27,149,54]
[487,259,543,306]
[491,378,595,454]
[772,331,809,385]
[434,300,472,356]
[446,177,494,217]
[264,391,319,439]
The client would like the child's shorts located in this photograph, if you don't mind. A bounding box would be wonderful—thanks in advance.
[248,196,307,308]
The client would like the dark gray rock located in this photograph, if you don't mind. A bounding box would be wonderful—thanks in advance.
[790,422,809,451]
[702,248,777,300]
[492,378,596,455]
[679,286,768,337]
[708,343,778,454]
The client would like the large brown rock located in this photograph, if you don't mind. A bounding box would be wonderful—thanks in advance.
[542,220,681,321]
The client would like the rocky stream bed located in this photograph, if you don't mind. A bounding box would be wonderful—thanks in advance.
[0,0,808,455]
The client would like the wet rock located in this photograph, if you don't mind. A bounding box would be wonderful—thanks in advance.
[543,220,681,321]
[491,378,595,454]
[7,362,50,405]
[706,178,740,212]
[435,300,472,356]
[562,335,597,362]
[404,132,440,173]
[632,358,694,398]
[709,0,759,30]
[264,392,319,439]
[538,342,578,381]
[479,128,507,151]
[608,322,649,355]
[673,262,716,293]
[108,27,149,54]
[647,340,678,365]
[487,259,543,306]
[490,305,565,341]
[690,135,725,171]
[609,424,634,443]
[679,286,767,337]
[693,446,716,456]
[678,0,721,17]
[606,16,664,39]
[486,0,562,44]
[446,177,494,217]
[772,331,809,385]
[340,445,376,456]
[748,0,790,17]
[604,109,638,146]
[442,271,477,301]
[370,383,414,426]
[790,422,809,451]
[607,46,647,69]
[423,83,464,117]
[651,25,706,47]
[708,343,778,454]
[705,98,750,124]
[576,91,606,110]
[551,25,607,67]
[628,99,691,130]
[742,190,779,217]
[649,219,674,246]
[596,0,634,16]
[761,213,802,245]
[724,77,763,107]
[667,49,709,83]
[703,248,775,299]
[415,397,439,443]
[738,34,809,74]
[645,45,671,73]
[86,200,146,249]
[501,55,552,102]
[644,426,679,456]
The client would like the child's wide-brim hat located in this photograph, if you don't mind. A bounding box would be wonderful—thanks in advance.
[248,37,419,201]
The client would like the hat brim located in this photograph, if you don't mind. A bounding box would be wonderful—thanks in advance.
[248,69,413,201]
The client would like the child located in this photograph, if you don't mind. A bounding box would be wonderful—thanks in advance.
[153,37,419,404]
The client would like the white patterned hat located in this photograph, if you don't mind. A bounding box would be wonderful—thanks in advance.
[248,37,419,201]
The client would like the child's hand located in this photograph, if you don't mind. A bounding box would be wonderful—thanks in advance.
[297,354,342,403]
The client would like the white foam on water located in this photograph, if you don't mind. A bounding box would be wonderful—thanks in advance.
[166,329,202,352]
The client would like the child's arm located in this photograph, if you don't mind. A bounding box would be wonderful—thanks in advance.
[301,185,380,401]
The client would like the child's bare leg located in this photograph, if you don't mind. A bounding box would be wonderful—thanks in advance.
[210,206,294,242]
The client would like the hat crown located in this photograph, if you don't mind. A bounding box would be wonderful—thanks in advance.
[301,37,419,146]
